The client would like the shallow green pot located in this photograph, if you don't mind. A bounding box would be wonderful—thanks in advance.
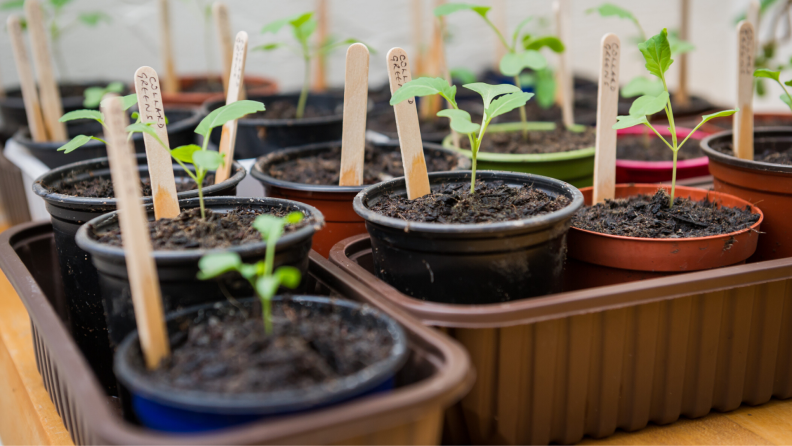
[441,122,595,187]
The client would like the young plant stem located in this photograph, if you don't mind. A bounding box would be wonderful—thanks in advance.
[776,78,792,110]
[662,80,679,208]
[296,45,311,119]
[196,170,206,219]
[512,75,529,139]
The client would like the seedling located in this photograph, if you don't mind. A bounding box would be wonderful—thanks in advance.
[391,78,533,194]
[736,0,792,97]
[753,69,792,110]
[255,12,369,119]
[56,93,140,150]
[612,29,736,207]
[435,4,563,136]
[83,82,125,108]
[197,212,304,334]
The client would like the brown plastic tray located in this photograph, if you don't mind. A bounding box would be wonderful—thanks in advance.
[331,234,792,445]
[0,222,474,445]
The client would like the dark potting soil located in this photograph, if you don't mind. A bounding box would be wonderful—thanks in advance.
[91,206,309,250]
[251,100,338,120]
[266,143,459,185]
[458,124,596,155]
[369,181,571,224]
[50,174,214,198]
[133,301,393,394]
[711,139,792,166]
[572,189,759,238]
[617,134,703,162]
[367,107,483,137]
[182,77,225,93]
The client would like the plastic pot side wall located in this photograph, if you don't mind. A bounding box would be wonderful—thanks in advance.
[616,126,710,183]
[330,234,792,445]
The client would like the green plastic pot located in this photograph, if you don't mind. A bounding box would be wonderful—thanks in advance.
[441,121,595,187]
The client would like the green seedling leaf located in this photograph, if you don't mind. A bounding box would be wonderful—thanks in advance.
[534,69,556,109]
[586,3,636,21]
[389,77,457,107]
[294,17,317,42]
[754,68,781,81]
[196,252,242,279]
[239,263,261,281]
[784,79,792,87]
[121,94,139,111]
[486,91,534,118]
[253,214,285,240]
[253,42,285,51]
[621,76,665,98]
[195,100,266,139]
[274,266,301,289]
[638,28,673,80]
[613,114,649,130]
[669,38,695,56]
[628,91,670,117]
[261,12,309,34]
[57,134,93,153]
[499,50,547,77]
[0,0,24,10]
[192,150,225,172]
[170,144,201,164]
[437,109,481,134]
[511,16,533,48]
[284,211,304,224]
[126,122,166,148]
[434,3,490,18]
[255,275,279,300]
[462,82,521,109]
[78,11,110,26]
[50,0,73,8]
[699,109,738,123]
[83,82,124,108]
[523,36,565,53]
[451,67,477,84]
[781,94,792,108]
[59,109,103,124]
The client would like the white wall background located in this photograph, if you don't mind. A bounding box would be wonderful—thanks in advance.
[0,0,788,112]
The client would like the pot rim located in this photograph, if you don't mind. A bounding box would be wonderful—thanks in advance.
[441,121,596,162]
[700,127,792,174]
[32,153,247,206]
[251,140,471,194]
[615,125,709,169]
[353,170,584,234]
[113,295,408,415]
[74,196,324,261]
[201,92,349,126]
[570,184,764,243]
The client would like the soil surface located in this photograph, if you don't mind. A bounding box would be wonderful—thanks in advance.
[369,181,571,224]
[572,189,760,238]
[50,174,214,198]
[182,77,226,93]
[617,134,703,161]
[133,301,394,394]
[265,143,459,185]
[711,139,792,166]
[458,124,596,155]
[251,100,339,120]
[92,206,309,250]
[367,107,483,137]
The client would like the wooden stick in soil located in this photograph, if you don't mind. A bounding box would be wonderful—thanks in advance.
[748,0,760,52]
[338,43,369,187]
[134,66,180,220]
[593,34,621,205]
[674,0,691,108]
[101,94,170,369]
[419,1,444,120]
[411,0,424,78]
[313,0,328,92]
[214,31,248,184]
[7,15,47,142]
[434,3,460,148]
[24,0,66,142]
[212,2,233,94]
[734,21,755,161]
[386,47,431,199]
[159,0,180,94]
[553,0,574,128]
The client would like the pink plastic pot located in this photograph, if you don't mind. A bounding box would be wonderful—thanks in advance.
[616,126,710,183]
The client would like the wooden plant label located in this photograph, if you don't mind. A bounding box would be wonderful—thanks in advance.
[134,66,180,220]
[214,31,248,184]
[212,2,234,94]
[7,15,47,142]
[747,0,760,51]
[339,43,370,186]
[593,34,621,205]
[553,0,574,128]
[159,0,180,94]
[734,21,754,161]
[101,95,170,369]
[313,0,328,92]
[674,0,691,107]
[386,47,431,199]
[24,0,66,141]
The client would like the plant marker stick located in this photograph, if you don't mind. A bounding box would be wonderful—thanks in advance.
[734,21,755,161]
[134,66,180,219]
[748,0,760,52]
[24,0,66,142]
[313,0,328,92]
[411,0,424,78]
[214,31,248,184]
[7,15,47,143]
[434,3,460,148]
[420,4,443,119]
[339,43,370,186]
[101,95,170,370]
[213,2,233,94]
[159,0,180,94]
[674,0,691,107]
[593,34,621,205]
[554,0,574,128]
[386,48,431,199]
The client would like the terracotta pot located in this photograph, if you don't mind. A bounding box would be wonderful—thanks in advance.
[616,126,709,183]
[568,184,762,273]
[147,74,278,106]
[701,128,792,261]
[699,112,792,134]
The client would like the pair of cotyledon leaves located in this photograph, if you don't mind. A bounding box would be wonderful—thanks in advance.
[754,68,792,108]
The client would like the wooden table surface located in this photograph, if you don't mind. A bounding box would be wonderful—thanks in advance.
[0,223,791,445]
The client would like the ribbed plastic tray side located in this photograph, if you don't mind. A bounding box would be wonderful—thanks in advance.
[330,234,792,445]
[0,222,474,445]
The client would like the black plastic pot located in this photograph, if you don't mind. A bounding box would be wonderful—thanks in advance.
[75,197,323,374]
[32,155,245,395]
[0,80,129,135]
[13,106,202,169]
[204,93,345,158]
[353,171,583,304]
[115,295,407,432]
